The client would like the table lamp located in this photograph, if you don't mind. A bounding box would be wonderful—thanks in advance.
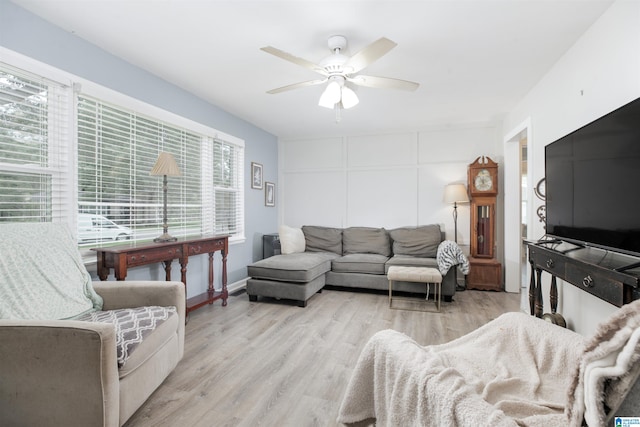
[150,152,181,242]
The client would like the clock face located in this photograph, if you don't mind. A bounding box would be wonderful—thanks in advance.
[474,169,493,191]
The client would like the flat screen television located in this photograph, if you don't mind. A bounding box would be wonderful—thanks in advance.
[545,96,640,257]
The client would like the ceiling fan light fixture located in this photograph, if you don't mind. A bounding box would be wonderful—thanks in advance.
[318,80,342,108]
[341,86,359,109]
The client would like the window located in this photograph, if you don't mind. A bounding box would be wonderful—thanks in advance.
[0,63,71,223]
[77,95,244,245]
[0,56,244,247]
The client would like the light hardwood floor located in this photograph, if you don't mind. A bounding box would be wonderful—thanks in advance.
[124,288,520,427]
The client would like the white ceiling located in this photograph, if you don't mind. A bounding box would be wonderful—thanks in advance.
[13,0,614,139]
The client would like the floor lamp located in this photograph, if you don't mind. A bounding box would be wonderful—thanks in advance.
[443,183,470,243]
[151,152,182,243]
[443,183,470,289]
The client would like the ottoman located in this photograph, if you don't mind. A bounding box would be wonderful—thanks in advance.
[247,251,337,307]
[387,266,442,312]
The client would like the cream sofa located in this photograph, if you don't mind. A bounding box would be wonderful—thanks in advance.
[0,224,185,427]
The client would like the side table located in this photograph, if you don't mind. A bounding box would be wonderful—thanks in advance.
[93,234,229,315]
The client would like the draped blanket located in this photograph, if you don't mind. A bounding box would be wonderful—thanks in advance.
[338,302,640,427]
[436,240,469,276]
[0,223,103,320]
[566,299,640,427]
[337,312,585,427]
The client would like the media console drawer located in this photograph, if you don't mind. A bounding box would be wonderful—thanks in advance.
[565,263,625,306]
[526,241,639,313]
[529,247,565,275]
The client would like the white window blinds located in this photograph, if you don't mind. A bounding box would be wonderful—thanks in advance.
[1,56,245,246]
[0,64,71,223]
[77,95,244,246]
[212,138,244,236]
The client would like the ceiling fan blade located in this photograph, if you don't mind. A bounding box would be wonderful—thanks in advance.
[344,37,397,74]
[261,46,326,75]
[348,75,419,91]
[266,79,327,94]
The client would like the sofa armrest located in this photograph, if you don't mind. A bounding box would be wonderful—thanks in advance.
[93,280,186,357]
[0,320,120,427]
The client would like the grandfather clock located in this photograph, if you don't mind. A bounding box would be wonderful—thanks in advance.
[467,156,502,291]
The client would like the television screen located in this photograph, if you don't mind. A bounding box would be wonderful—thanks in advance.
[545,96,640,256]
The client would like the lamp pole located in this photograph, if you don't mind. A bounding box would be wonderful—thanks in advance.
[452,201,459,244]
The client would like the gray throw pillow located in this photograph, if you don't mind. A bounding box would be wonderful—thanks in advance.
[342,227,391,256]
[389,225,442,257]
[302,226,343,255]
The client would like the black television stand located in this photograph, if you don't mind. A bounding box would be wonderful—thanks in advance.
[615,260,640,273]
[526,240,639,318]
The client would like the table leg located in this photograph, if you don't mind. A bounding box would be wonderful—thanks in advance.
[528,258,536,315]
[163,260,172,281]
[534,268,544,318]
[208,252,214,304]
[550,275,558,314]
[180,257,188,286]
[221,248,228,306]
[97,253,108,281]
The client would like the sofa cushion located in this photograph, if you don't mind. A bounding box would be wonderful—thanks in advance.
[302,226,343,255]
[248,252,338,282]
[342,227,391,256]
[332,254,389,275]
[389,225,442,257]
[385,255,439,272]
[278,225,305,254]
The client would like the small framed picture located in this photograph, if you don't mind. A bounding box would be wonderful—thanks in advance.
[265,182,275,207]
[251,162,263,189]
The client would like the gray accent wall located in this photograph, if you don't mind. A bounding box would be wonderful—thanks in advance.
[0,0,278,296]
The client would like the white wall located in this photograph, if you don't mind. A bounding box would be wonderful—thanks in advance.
[503,0,640,335]
[280,125,503,262]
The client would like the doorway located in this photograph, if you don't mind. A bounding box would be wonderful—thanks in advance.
[520,138,528,289]
[504,118,532,307]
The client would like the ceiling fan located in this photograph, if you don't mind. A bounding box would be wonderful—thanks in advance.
[261,35,419,120]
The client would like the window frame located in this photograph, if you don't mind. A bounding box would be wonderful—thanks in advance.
[0,47,246,253]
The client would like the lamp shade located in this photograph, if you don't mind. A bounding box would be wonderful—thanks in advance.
[318,81,342,108]
[341,86,359,109]
[443,183,469,204]
[150,152,181,177]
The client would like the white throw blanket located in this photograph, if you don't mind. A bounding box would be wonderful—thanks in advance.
[337,312,585,426]
[0,223,103,320]
[565,299,640,427]
[338,301,640,427]
[437,240,469,276]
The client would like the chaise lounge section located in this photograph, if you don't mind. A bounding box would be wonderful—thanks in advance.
[247,224,459,307]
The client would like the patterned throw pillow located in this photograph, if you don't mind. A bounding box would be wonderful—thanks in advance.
[77,306,176,368]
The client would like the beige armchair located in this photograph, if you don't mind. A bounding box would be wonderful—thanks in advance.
[0,223,185,427]
[0,281,185,427]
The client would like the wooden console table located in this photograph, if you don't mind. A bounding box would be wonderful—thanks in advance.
[93,235,229,315]
[526,240,639,317]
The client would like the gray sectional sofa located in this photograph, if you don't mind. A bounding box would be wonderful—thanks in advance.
[247,224,457,307]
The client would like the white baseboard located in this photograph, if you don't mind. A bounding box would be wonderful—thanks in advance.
[228,277,248,294]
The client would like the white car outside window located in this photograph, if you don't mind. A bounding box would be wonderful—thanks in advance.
[77,214,132,243]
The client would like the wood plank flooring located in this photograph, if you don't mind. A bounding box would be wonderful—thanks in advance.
[124,288,520,427]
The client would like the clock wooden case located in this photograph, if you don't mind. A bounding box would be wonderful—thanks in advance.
[467,156,502,291]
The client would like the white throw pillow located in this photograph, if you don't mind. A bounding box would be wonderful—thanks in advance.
[278,225,306,254]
